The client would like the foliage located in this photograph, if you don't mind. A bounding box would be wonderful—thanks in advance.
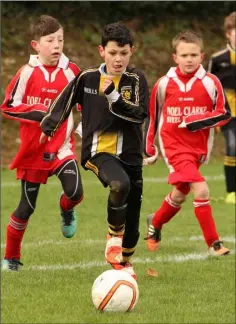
[1,1,235,26]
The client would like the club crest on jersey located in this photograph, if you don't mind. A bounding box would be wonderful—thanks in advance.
[121,86,132,100]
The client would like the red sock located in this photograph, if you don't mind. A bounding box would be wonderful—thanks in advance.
[4,214,28,260]
[194,199,219,247]
[152,193,181,229]
[60,194,83,211]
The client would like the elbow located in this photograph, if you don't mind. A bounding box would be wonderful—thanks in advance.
[138,111,148,123]
[136,111,148,123]
[218,116,231,127]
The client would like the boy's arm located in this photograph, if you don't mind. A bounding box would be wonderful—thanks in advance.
[70,62,82,112]
[184,75,231,131]
[1,66,48,123]
[208,55,218,74]
[104,71,148,124]
[40,72,83,137]
[144,81,159,157]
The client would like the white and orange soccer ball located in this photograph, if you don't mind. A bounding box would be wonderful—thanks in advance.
[91,269,139,312]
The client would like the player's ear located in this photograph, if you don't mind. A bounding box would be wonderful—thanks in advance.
[201,52,205,61]
[172,53,177,64]
[225,31,231,40]
[98,45,105,58]
[130,46,134,56]
[31,40,39,52]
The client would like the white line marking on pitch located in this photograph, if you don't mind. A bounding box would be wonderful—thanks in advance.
[1,236,235,249]
[0,239,104,249]
[24,249,235,271]
[1,175,224,187]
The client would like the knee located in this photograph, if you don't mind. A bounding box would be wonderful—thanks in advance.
[110,179,130,197]
[64,184,83,201]
[172,195,186,205]
[170,190,186,205]
[194,187,209,200]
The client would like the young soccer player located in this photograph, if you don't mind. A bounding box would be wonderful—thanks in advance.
[1,15,83,271]
[40,22,149,279]
[208,11,236,204]
[144,30,231,256]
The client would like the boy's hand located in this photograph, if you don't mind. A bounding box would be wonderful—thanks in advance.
[143,145,158,166]
[39,132,51,144]
[102,77,120,103]
[102,77,115,95]
[178,119,187,128]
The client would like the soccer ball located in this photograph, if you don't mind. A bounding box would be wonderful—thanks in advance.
[91,269,139,312]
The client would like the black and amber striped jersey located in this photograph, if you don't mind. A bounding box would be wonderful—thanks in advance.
[41,64,149,167]
[208,43,236,117]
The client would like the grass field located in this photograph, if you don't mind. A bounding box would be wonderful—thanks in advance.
[1,159,235,324]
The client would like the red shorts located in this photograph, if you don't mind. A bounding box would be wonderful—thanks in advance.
[17,169,52,184]
[16,155,76,184]
[167,154,205,195]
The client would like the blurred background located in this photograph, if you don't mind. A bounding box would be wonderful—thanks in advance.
[1,1,235,166]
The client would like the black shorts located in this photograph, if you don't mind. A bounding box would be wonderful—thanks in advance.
[85,153,142,188]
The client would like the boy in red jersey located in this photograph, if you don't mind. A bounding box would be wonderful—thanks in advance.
[144,30,231,256]
[1,15,83,271]
[208,12,236,204]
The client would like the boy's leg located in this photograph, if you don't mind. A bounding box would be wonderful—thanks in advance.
[222,120,236,204]
[105,163,142,280]
[99,158,129,261]
[145,186,186,251]
[121,165,142,264]
[87,154,129,235]
[191,181,230,255]
[86,154,132,270]
[55,159,83,238]
[2,180,40,271]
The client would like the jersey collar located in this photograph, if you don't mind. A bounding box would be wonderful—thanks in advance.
[99,63,126,75]
[28,53,69,69]
[166,64,206,80]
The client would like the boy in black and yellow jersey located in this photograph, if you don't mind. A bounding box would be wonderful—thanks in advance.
[208,12,236,204]
[40,22,149,279]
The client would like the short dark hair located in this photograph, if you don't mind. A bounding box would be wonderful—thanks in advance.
[172,30,204,53]
[101,22,133,47]
[30,15,62,40]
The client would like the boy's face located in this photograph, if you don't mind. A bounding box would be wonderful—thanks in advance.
[173,41,204,74]
[31,28,64,66]
[226,28,236,49]
[98,41,134,75]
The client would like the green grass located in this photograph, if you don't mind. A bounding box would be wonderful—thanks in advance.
[1,160,235,324]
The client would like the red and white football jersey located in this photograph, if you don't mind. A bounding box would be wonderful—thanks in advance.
[1,53,80,170]
[145,65,231,165]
